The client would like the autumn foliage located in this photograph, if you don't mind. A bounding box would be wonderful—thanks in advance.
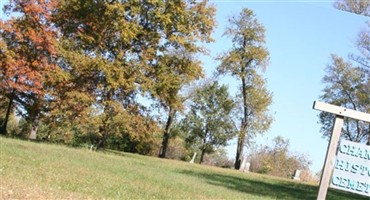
[0,0,59,136]
[0,0,217,156]
[1,0,58,95]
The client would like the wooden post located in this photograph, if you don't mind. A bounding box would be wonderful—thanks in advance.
[316,115,343,200]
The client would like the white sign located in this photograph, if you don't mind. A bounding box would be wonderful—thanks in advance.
[330,140,370,197]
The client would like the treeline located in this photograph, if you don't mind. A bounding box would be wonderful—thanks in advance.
[2,0,368,178]
[0,0,272,170]
[0,0,216,154]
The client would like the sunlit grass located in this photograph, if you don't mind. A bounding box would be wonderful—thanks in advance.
[0,137,367,199]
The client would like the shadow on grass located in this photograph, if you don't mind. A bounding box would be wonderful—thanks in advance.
[180,170,368,200]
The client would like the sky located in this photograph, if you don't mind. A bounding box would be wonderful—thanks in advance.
[202,0,368,173]
[0,0,368,173]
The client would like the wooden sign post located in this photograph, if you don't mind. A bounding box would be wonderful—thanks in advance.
[313,101,370,200]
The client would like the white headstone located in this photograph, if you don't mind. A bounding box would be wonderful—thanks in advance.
[244,162,250,173]
[293,170,301,180]
[189,152,197,164]
[239,156,246,171]
[239,156,250,172]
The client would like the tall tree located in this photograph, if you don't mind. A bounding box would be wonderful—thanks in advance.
[183,82,236,164]
[318,0,370,145]
[217,8,273,169]
[147,1,215,158]
[0,0,58,137]
[319,55,369,143]
[154,51,204,158]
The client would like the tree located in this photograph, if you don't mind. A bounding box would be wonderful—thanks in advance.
[153,51,204,158]
[145,1,215,158]
[335,0,370,71]
[334,0,370,17]
[52,0,142,148]
[217,8,273,169]
[319,1,370,145]
[153,50,210,158]
[319,55,369,143]
[183,82,236,164]
[52,0,215,151]
[0,0,59,138]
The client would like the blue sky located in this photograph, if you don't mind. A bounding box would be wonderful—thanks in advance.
[202,1,368,173]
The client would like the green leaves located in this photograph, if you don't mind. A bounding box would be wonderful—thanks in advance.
[319,1,370,144]
[49,0,216,151]
[183,82,236,163]
[320,55,369,143]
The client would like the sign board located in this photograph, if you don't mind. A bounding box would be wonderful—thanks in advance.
[313,101,370,200]
[330,140,370,196]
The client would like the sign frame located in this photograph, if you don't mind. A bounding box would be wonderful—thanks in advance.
[313,101,370,200]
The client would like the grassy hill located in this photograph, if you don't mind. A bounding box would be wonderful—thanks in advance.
[0,137,367,199]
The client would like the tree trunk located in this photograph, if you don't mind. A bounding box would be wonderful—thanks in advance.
[0,96,14,135]
[235,132,245,169]
[96,135,106,150]
[159,107,175,158]
[200,148,207,164]
[29,117,39,140]
[199,137,207,164]
[235,75,248,170]
[96,121,108,150]
[96,91,115,150]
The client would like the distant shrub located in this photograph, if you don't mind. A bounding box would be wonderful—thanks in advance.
[248,136,312,179]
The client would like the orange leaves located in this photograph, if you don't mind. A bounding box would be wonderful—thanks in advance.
[1,0,58,97]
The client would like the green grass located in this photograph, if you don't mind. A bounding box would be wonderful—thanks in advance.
[0,137,367,199]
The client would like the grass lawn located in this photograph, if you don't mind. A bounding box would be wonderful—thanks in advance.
[0,137,367,199]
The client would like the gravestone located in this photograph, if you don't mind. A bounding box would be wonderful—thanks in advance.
[189,152,197,164]
[239,156,250,172]
[293,170,301,181]
[244,162,250,173]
